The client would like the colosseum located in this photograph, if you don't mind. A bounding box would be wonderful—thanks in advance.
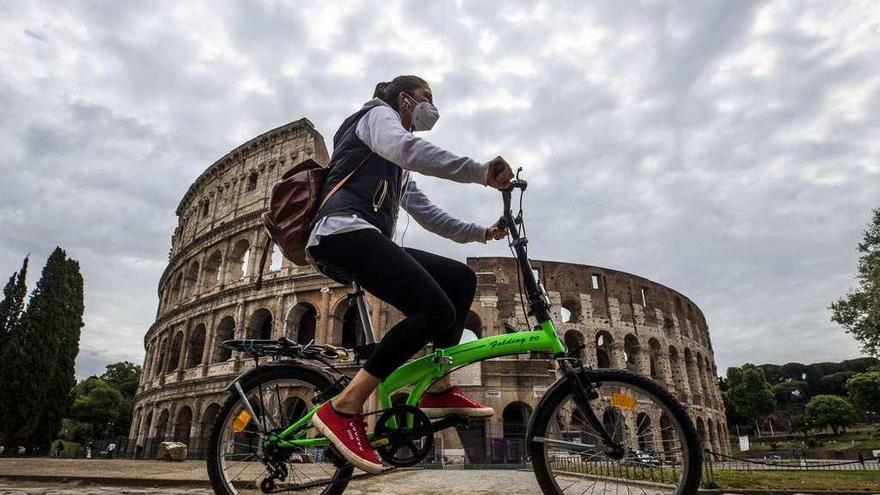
[128,118,730,461]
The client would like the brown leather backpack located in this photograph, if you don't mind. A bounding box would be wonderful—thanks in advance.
[253,155,370,290]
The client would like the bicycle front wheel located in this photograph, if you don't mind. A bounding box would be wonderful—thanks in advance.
[206,365,354,495]
[530,368,702,495]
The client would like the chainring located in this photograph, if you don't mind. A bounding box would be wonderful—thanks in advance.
[373,405,434,467]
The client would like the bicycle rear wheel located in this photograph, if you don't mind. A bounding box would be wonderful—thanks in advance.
[206,365,353,495]
[530,368,702,495]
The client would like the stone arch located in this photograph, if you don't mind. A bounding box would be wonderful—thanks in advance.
[707,418,718,453]
[696,353,709,406]
[648,338,664,380]
[200,403,221,450]
[659,413,678,461]
[226,239,251,282]
[560,298,581,324]
[170,272,183,303]
[623,334,640,373]
[202,251,222,290]
[636,412,655,453]
[595,331,613,368]
[695,417,707,449]
[564,330,585,359]
[716,421,726,454]
[329,299,368,348]
[502,401,532,440]
[285,303,317,345]
[183,260,200,298]
[213,316,235,362]
[173,406,193,446]
[186,324,206,368]
[247,308,273,340]
[684,348,700,400]
[704,356,716,407]
[668,346,685,399]
[156,336,169,375]
[601,406,626,444]
[461,310,482,343]
[168,330,184,372]
[269,245,283,272]
[154,408,170,443]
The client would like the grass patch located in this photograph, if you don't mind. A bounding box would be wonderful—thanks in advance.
[710,469,880,491]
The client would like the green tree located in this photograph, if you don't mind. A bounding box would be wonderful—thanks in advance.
[69,378,123,439]
[725,363,777,427]
[847,371,880,422]
[831,208,880,357]
[804,395,858,435]
[790,412,814,441]
[101,362,141,399]
[772,380,809,410]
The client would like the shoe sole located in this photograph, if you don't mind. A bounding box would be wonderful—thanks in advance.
[420,407,495,419]
[312,412,384,474]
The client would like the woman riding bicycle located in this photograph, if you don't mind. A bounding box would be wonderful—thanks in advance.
[305,75,515,473]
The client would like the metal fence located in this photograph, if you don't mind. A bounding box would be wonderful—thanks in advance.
[704,450,880,472]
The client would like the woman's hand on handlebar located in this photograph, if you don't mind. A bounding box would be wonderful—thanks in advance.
[486,156,514,189]
[484,220,508,241]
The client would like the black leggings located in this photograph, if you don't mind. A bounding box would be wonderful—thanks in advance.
[307,228,476,380]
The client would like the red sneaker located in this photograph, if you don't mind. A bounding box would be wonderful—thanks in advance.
[418,386,495,418]
[312,402,383,473]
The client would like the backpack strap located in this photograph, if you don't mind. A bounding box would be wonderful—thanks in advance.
[318,152,373,210]
[253,234,273,291]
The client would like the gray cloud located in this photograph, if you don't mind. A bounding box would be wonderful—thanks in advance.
[0,0,875,379]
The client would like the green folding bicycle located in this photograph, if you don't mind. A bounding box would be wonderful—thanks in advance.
[206,171,702,495]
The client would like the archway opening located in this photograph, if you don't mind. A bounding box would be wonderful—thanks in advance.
[213,316,235,362]
[285,303,317,345]
[247,309,273,340]
[186,324,206,368]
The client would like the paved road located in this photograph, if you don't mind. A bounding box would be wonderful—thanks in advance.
[0,470,826,495]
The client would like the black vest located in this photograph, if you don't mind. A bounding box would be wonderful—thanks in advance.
[314,105,404,238]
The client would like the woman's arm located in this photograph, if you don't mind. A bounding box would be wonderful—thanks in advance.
[401,177,487,244]
[356,103,490,186]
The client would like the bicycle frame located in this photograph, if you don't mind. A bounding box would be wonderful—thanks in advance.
[272,318,564,448]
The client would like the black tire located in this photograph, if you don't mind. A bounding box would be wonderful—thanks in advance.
[206,365,354,495]
[529,368,702,495]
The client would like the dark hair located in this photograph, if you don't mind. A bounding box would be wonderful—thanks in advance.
[373,75,428,112]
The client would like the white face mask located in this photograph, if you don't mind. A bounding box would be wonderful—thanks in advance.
[402,93,439,132]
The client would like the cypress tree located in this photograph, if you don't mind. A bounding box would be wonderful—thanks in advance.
[28,255,84,452]
[0,256,29,450]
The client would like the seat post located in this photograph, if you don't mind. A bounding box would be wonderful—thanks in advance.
[351,282,376,345]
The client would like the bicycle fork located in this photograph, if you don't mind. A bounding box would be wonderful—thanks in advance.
[558,359,626,459]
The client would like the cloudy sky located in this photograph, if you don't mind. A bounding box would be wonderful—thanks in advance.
[1,1,877,379]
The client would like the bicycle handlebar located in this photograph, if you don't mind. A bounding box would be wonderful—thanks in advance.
[495,174,552,325]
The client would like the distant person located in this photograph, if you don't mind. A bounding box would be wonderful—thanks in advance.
[53,441,63,458]
[107,442,117,459]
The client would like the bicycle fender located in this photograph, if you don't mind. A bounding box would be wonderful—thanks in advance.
[224,360,335,392]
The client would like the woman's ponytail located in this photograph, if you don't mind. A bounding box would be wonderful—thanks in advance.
[373,81,390,100]
[372,75,427,111]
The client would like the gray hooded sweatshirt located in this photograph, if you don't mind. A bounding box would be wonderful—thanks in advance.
[305,98,490,263]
